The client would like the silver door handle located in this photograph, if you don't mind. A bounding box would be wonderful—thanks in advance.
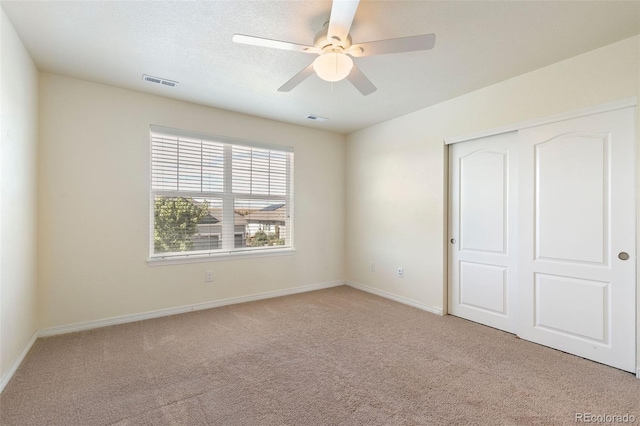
[618,252,630,261]
[450,238,456,244]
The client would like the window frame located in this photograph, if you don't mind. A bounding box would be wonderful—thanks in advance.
[148,125,294,264]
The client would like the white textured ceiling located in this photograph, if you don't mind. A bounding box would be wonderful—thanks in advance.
[2,0,639,134]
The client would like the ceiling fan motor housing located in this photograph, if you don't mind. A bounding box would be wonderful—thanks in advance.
[314,25,352,52]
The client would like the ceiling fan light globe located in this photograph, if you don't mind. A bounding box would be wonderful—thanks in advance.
[313,53,353,82]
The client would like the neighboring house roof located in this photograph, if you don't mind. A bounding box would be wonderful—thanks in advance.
[260,203,285,212]
[245,204,286,224]
[193,201,285,226]
[199,208,248,226]
[199,214,220,225]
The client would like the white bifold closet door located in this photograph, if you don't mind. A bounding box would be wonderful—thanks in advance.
[448,106,636,373]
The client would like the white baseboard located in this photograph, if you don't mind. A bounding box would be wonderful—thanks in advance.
[346,280,443,316]
[38,280,345,337]
[0,330,38,394]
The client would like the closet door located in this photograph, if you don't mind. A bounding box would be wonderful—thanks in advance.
[517,107,636,372]
[448,132,518,333]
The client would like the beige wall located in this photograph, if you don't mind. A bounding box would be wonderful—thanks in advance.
[38,73,345,329]
[346,36,639,314]
[0,8,39,383]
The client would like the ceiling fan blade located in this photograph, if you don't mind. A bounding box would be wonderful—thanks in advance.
[348,33,436,57]
[278,62,316,92]
[233,34,320,54]
[347,64,376,96]
[327,0,360,46]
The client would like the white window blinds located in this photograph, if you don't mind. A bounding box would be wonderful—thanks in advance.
[151,134,224,193]
[150,126,293,260]
[232,146,287,196]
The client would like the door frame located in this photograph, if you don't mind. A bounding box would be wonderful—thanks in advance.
[444,97,639,378]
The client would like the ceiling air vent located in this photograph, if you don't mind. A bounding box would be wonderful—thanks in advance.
[142,74,178,88]
[306,115,328,123]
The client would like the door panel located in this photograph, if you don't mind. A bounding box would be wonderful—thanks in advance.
[518,107,636,372]
[535,134,607,264]
[460,262,507,314]
[449,132,518,333]
[460,151,507,253]
[534,273,608,343]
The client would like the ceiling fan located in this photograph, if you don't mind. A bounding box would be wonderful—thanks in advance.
[232,0,436,96]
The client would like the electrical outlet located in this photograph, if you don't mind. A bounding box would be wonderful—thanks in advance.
[205,271,214,282]
[397,267,404,278]
[370,262,376,272]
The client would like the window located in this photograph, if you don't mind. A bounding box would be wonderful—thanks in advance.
[150,126,293,260]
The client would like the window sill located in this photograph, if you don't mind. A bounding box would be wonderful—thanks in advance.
[147,248,296,266]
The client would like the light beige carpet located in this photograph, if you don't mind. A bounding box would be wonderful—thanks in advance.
[1,286,639,425]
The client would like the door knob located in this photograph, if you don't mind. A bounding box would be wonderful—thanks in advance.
[618,252,630,261]
[450,238,456,244]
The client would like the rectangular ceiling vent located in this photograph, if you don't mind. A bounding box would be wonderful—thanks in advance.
[142,74,178,88]
[306,115,328,122]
